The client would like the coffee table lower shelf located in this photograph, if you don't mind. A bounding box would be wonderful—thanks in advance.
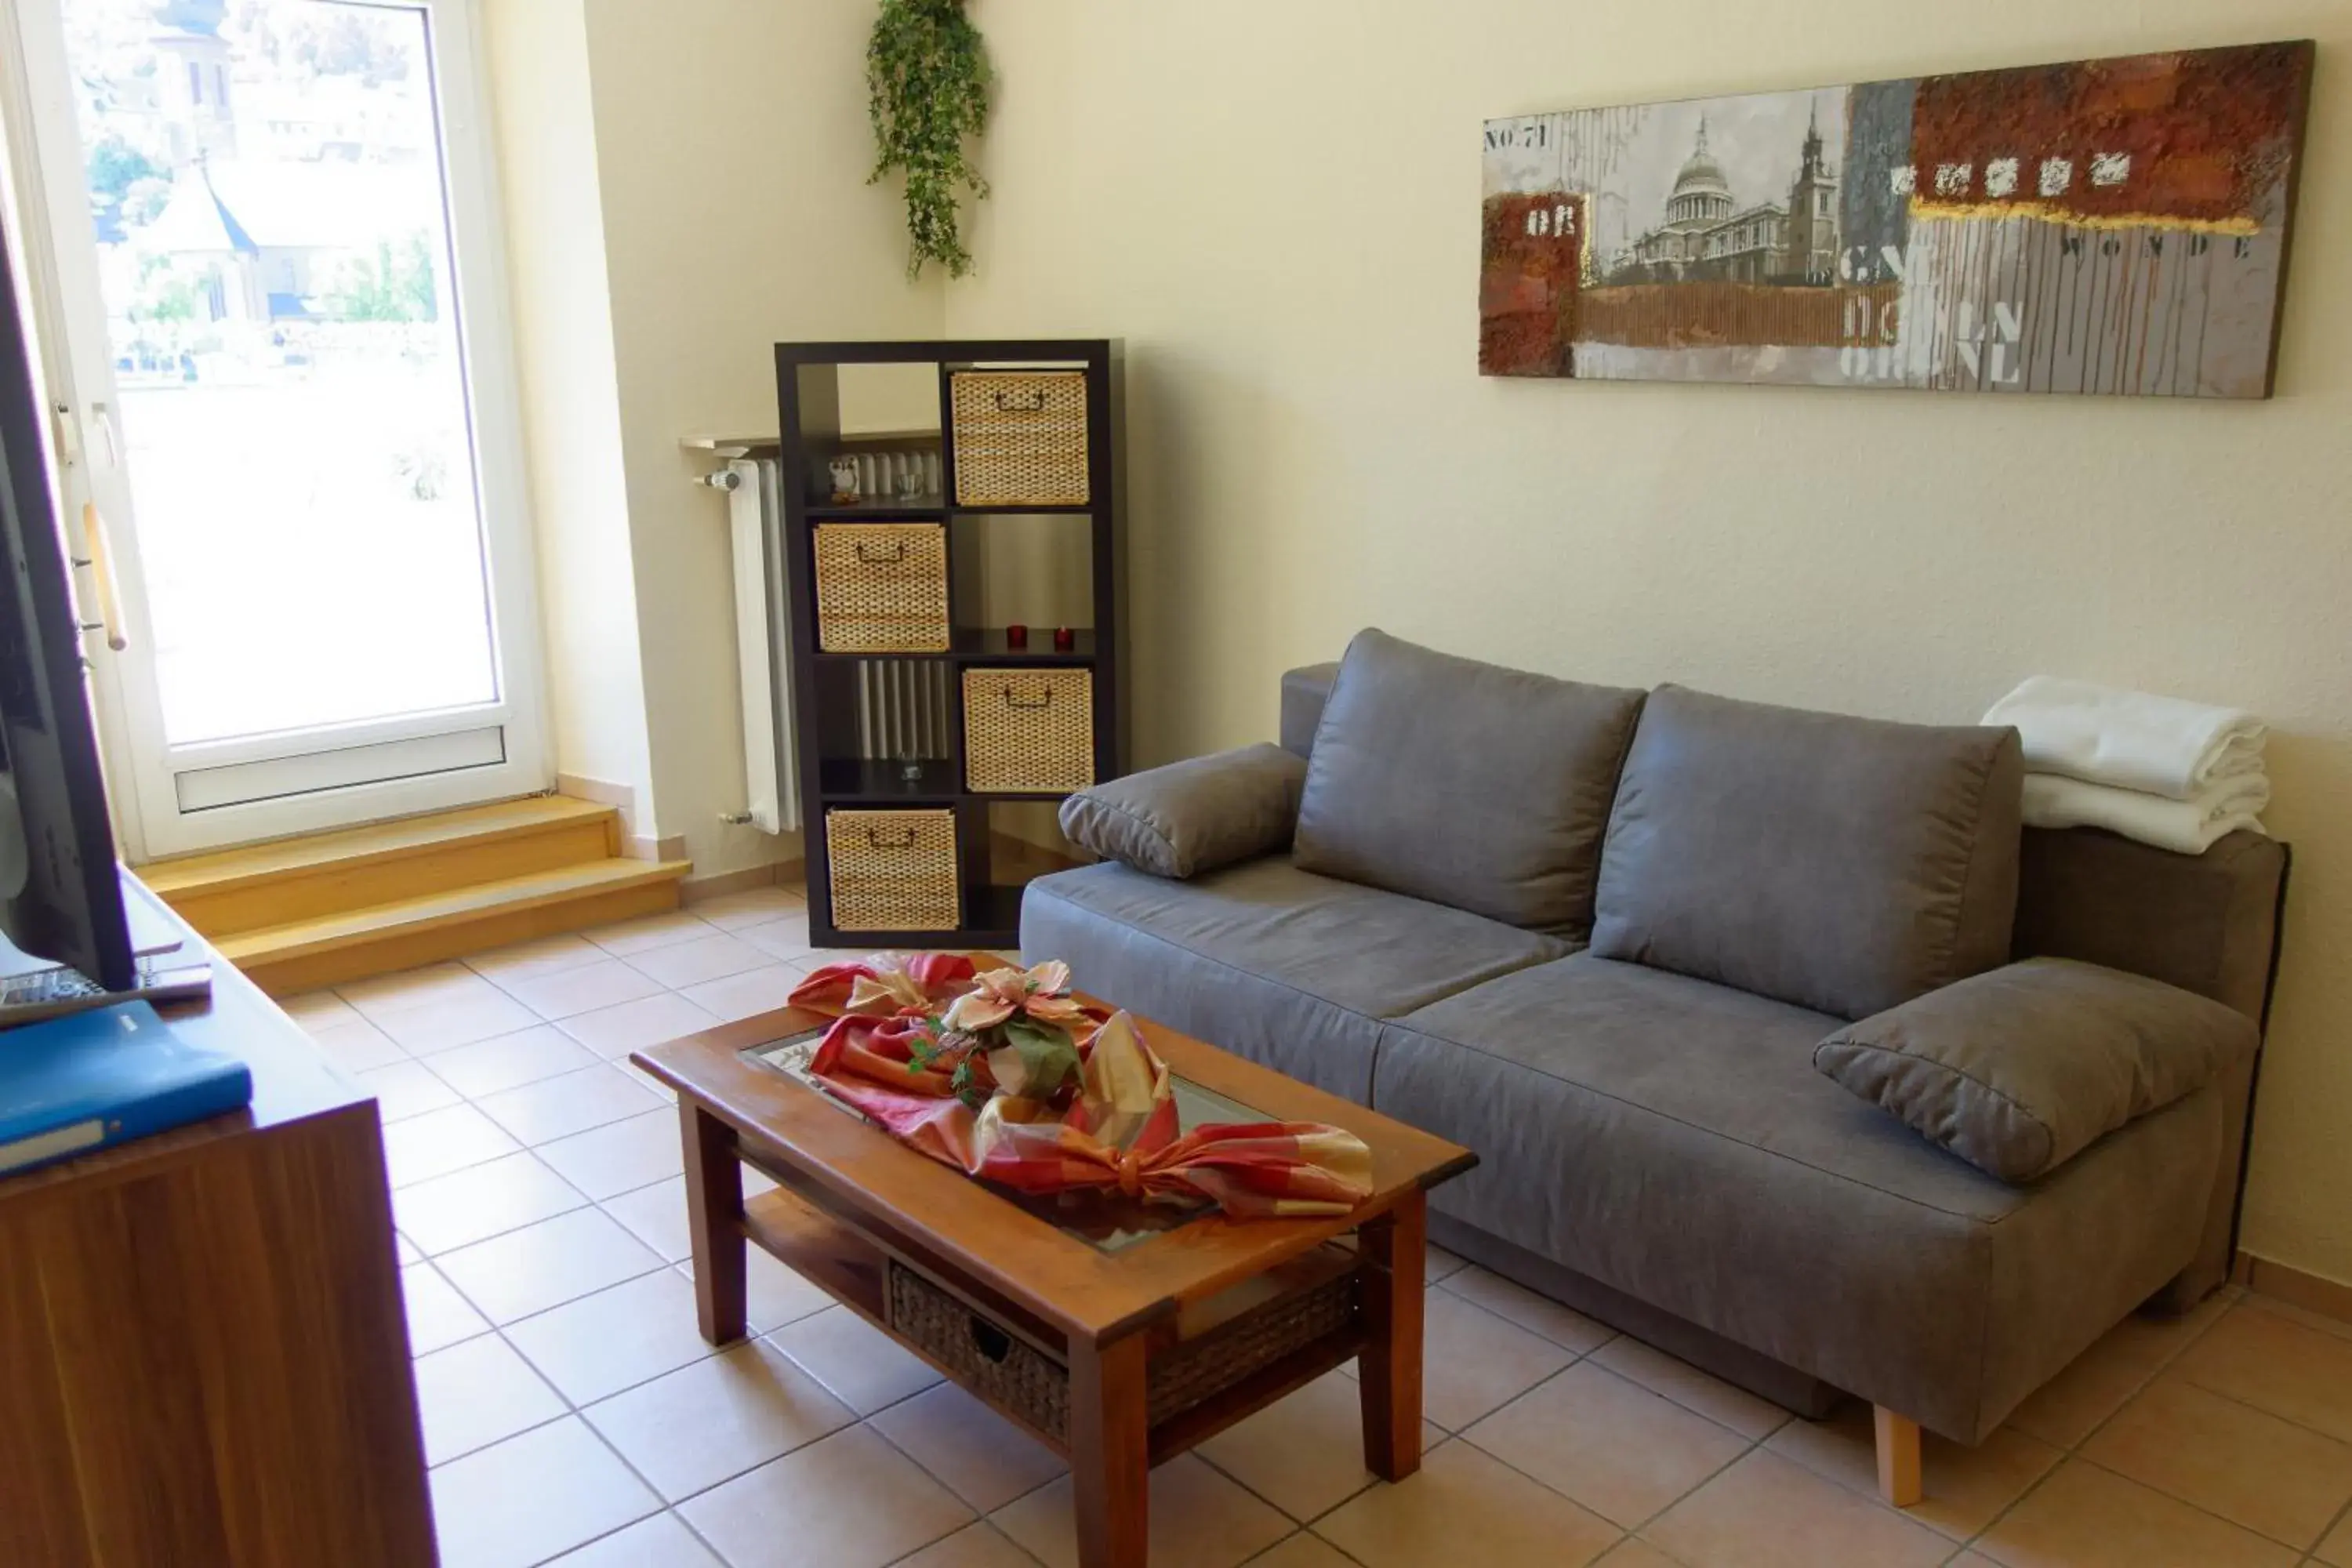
[741,1184,1370,1465]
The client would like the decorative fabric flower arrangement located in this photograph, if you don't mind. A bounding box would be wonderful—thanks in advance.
[785,954,1374,1220]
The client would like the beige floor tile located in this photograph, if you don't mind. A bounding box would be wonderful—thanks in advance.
[624,931,771,989]
[682,1423,972,1568]
[677,963,812,1022]
[308,1015,408,1073]
[872,1381,1067,1512]
[2082,1372,2352,1547]
[1762,1403,2061,1540]
[423,1025,603,1099]
[357,1058,460,1123]
[376,989,544,1054]
[434,1207,667,1325]
[602,1176,692,1261]
[2175,1302,2352,1444]
[1439,1265,1613,1353]
[1464,1359,1747,1528]
[1592,1541,1682,1567]
[281,988,359,1028]
[583,1338,854,1502]
[545,1511,722,1566]
[2006,1298,2231,1449]
[428,1417,660,1568]
[1643,1449,1947,1568]
[1976,1457,2299,1568]
[463,932,608,989]
[1422,1246,1468,1283]
[1197,1370,1442,1522]
[2244,1292,2352,1345]
[495,956,667,1022]
[412,1332,567,1465]
[2318,1507,2352,1565]
[1312,1439,1619,1568]
[583,909,720,957]
[768,1303,943,1414]
[688,884,806,931]
[394,1151,589,1256]
[995,1451,1291,1568]
[557,992,723,1059]
[1584,1337,1791,1440]
[342,961,499,1018]
[477,1062,663,1147]
[611,1058,679,1103]
[401,1261,492,1356]
[896,1521,1046,1567]
[505,1267,725,1405]
[1417,1287,1577,1430]
[1243,1535,1360,1568]
[383,1103,523,1189]
[539,1109,684,1200]
[397,1230,423,1265]
[739,917,820,963]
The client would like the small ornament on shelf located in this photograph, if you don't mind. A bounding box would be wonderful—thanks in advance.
[827,455,861,505]
[1053,626,1076,652]
[1004,623,1028,649]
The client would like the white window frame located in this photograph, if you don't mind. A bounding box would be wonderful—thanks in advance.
[0,0,550,860]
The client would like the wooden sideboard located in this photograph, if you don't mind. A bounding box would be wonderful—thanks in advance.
[0,873,433,1567]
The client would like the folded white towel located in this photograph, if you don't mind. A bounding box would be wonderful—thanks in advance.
[2021,772,2269,855]
[1983,676,2267,800]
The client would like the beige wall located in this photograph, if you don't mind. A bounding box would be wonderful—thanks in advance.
[482,0,655,827]
[947,0,2352,1283]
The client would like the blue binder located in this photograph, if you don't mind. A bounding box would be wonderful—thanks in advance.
[0,1000,253,1177]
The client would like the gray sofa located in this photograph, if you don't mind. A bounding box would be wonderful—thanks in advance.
[1023,630,2287,1502]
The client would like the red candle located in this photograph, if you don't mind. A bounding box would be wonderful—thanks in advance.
[1054,626,1076,652]
[1005,624,1028,648]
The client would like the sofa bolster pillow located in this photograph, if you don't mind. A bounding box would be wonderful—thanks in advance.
[1058,744,1308,879]
[1813,956,2259,1183]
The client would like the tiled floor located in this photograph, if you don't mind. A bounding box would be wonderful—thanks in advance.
[286,887,2352,1567]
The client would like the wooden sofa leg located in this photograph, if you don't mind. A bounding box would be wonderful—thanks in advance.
[1875,1406,1922,1508]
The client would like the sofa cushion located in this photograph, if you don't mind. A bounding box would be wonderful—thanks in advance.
[1058,743,1308,879]
[1371,953,2220,1441]
[1590,685,2024,1019]
[1294,630,1645,937]
[1814,957,2259,1183]
[1019,856,1571,1102]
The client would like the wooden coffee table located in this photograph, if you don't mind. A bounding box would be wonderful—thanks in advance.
[634,981,1475,1568]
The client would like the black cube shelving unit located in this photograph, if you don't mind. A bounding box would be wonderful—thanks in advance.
[775,339,1125,949]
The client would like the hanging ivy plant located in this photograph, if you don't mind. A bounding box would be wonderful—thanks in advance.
[866,0,991,279]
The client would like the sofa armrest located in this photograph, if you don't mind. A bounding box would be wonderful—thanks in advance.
[1058,743,1307,880]
[1813,957,2258,1183]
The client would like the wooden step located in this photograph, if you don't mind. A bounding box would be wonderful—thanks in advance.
[220,857,691,997]
[143,796,622,938]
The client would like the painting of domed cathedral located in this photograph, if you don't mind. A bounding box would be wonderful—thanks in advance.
[1480,42,2313,397]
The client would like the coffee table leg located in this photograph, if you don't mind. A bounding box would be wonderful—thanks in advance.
[679,1099,747,1345]
[1359,1189,1428,1481]
[1070,1330,1149,1568]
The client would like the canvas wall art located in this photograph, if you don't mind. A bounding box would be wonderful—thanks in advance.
[1479,42,2314,397]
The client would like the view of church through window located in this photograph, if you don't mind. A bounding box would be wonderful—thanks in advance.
[61,0,499,745]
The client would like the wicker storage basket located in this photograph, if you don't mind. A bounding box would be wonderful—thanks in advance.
[962,668,1094,794]
[814,523,950,653]
[886,1258,1359,1443]
[826,808,959,931]
[950,372,1089,507]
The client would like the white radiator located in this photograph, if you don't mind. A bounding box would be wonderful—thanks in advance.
[726,458,797,833]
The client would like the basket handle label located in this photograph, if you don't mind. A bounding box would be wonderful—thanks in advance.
[992,388,1049,413]
[967,1316,1013,1363]
[854,539,909,563]
[865,826,918,849]
[1001,685,1054,710]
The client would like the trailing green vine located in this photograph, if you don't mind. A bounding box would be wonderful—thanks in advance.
[866,0,991,279]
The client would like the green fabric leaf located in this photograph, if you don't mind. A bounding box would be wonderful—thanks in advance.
[996,1016,1079,1098]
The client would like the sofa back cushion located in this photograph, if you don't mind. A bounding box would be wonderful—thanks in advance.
[1294,630,1646,935]
[1591,685,2024,1019]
